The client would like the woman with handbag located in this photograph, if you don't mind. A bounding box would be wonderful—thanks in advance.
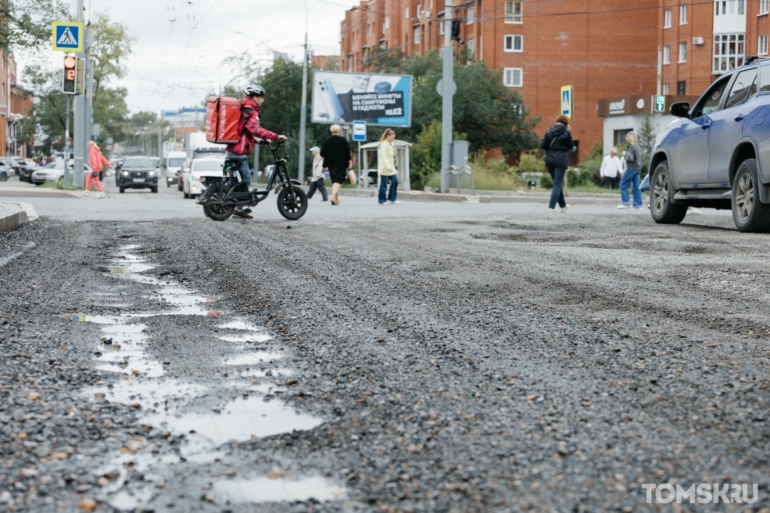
[85,141,111,198]
[540,115,573,213]
[378,129,398,205]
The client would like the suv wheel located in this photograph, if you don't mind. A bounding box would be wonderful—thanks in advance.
[650,161,687,224]
[732,158,770,232]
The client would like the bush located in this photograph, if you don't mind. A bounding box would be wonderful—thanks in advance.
[410,120,466,190]
[567,168,592,187]
[513,152,544,174]
[540,172,553,189]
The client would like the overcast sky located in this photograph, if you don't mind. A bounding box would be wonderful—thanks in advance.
[26,0,361,114]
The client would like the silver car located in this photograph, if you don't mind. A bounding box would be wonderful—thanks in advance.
[31,161,92,185]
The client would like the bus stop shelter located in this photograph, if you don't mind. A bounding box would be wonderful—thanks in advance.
[358,140,411,191]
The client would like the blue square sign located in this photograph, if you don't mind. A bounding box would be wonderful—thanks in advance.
[52,21,83,52]
[353,121,366,142]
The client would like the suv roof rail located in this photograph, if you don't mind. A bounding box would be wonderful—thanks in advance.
[745,55,769,65]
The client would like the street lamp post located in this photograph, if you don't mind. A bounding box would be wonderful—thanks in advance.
[297,0,309,185]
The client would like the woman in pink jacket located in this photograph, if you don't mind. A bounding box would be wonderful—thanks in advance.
[85,141,111,197]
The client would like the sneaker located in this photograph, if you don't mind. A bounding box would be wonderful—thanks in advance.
[243,208,253,214]
[82,191,90,197]
[97,192,105,198]
[389,200,400,205]
[561,204,570,213]
[617,204,630,209]
[379,202,389,206]
[233,210,253,219]
[688,207,704,215]
[633,205,644,210]
[548,208,558,214]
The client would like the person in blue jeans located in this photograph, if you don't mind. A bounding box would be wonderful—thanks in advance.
[540,114,574,213]
[377,129,399,205]
[617,131,644,209]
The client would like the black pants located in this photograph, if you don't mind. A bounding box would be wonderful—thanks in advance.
[601,176,617,189]
[307,179,328,201]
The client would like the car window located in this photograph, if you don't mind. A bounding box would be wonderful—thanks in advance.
[122,158,154,168]
[192,160,224,172]
[168,158,185,167]
[760,65,770,93]
[724,68,758,109]
[694,76,731,118]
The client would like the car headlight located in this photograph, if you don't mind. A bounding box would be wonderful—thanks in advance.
[122,171,129,176]
[148,170,156,176]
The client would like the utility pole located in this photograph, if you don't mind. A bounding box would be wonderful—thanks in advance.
[298,32,309,184]
[64,96,71,184]
[440,0,454,193]
[157,115,162,158]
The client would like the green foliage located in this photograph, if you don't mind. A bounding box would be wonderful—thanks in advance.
[410,119,466,190]
[566,168,592,187]
[577,140,605,186]
[89,13,134,103]
[0,0,68,55]
[513,152,544,174]
[540,172,553,189]
[638,116,656,156]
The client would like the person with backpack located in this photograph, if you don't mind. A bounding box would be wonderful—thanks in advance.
[226,85,287,219]
[540,114,574,213]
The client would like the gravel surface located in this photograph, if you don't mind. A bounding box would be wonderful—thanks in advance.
[1,211,770,512]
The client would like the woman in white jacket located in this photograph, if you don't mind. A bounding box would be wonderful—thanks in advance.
[306,146,328,201]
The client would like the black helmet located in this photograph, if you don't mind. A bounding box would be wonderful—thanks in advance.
[245,85,265,97]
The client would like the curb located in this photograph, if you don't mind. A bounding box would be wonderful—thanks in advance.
[0,186,80,198]
[0,209,30,234]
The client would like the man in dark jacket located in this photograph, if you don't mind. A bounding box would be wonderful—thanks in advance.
[540,114,574,212]
[320,124,352,205]
[226,85,287,219]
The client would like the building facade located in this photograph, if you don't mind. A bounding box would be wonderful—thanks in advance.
[340,0,662,161]
[0,55,33,158]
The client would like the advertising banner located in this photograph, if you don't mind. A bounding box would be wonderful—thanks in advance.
[311,70,413,127]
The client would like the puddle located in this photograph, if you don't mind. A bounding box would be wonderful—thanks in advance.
[212,476,345,504]
[241,368,295,378]
[219,320,263,331]
[218,333,273,343]
[84,380,206,409]
[224,353,283,366]
[149,396,323,453]
[109,487,153,512]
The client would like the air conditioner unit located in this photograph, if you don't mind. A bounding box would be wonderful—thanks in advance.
[693,37,705,45]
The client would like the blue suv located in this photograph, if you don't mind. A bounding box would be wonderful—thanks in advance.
[650,57,770,232]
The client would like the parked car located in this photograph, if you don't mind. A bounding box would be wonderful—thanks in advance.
[31,161,92,185]
[651,57,770,232]
[0,156,26,176]
[165,151,186,188]
[183,156,225,199]
[0,162,11,181]
[115,156,159,193]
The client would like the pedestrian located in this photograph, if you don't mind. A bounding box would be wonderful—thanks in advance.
[378,128,399,205]
[599,147,622,189]
[617,132,644,209]
[306,146,328,201]
[85,141,110,198]
[320,124,352,206]
[540,114,573,213]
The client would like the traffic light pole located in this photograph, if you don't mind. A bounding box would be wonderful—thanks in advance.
[73,0,85,188]
[440,0,454,193]
[64,96,71,184]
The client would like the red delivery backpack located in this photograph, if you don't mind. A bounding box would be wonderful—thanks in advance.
[205,96,241,144]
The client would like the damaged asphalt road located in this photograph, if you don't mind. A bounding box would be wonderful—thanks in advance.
[1,210,769,512]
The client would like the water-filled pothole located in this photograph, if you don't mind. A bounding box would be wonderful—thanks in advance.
[212,476,346,504]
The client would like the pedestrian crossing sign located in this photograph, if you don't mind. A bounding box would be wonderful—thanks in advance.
[52,21,83,52]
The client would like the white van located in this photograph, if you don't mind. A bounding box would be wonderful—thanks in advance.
[165,151,186,189]
[183,156,225,198]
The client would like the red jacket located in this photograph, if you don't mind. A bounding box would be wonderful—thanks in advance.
[226,96,279,155]
[89,146,110,172]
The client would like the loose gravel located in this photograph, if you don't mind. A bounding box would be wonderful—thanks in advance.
[1,211,770,512]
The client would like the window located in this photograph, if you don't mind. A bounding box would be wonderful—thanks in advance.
[678,80,687,95]
[467,5,475,24]
[761,35,769,55]
[504,67,523,87]
[715,0,725,15]
[440,18,445,34]
[762,0,770,15]
[663,83,670,95]
[367,23,372,36]
[724,68,758,109]
[680,5,687,24]
[505,1,523,23]
[504,35,523,52]
[405,5,410,18]
[348,54,353,72]
[693,77,730,117]
[760,65,770,92]
[384,16,390,31]
[713,34,745,73]
[414,26,421,44]
[679,42,687,62]
[663,45,671,64]
[417,4,422,19]
[664,8,672,28]
[739,0,745,14]
[467,38,475,63]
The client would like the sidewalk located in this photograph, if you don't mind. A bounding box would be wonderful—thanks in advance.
[0,179,80,198]
[335,187,621,205]
[0,202,37,234]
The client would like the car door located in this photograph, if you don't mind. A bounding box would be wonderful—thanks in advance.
[708,68,758,184]
[675,76,732,185]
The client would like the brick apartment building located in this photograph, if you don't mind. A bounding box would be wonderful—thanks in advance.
[0,54,33,158]
[341,0,663,161]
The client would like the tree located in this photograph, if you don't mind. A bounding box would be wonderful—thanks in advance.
[410,119,466,190]
[88,12,134,104]
[0,0,69,55]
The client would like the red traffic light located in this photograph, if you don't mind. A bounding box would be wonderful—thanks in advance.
[63,56,77,94]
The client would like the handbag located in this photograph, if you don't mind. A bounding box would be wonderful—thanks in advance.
[90,171,99,179]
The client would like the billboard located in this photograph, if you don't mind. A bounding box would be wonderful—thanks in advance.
[311,70,413,127]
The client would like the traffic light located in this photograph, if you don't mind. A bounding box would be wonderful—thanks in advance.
[63,56,76,94]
